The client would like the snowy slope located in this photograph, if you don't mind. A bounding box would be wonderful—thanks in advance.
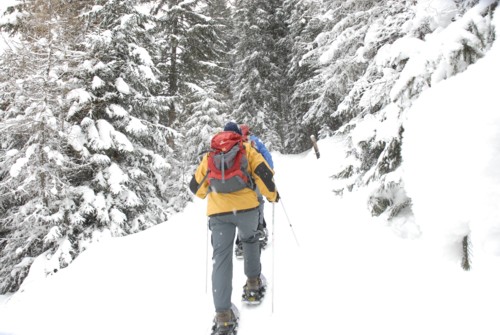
[402,4,500,263]
[1,135,500,335]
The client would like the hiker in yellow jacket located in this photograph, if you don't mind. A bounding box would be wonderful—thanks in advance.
[189,122,278,334]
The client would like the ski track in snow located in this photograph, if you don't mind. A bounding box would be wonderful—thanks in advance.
[1,137,500,335]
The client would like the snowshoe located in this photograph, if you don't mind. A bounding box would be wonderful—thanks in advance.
[210,304,239,335]
[258,227,268,249]
[235,227,268,259]
[242,274,267,305]
[234,242,244,259]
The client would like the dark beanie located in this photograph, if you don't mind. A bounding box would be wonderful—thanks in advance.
[223,121,242,135]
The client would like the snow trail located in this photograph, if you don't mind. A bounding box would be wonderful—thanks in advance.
[1,137,500,335]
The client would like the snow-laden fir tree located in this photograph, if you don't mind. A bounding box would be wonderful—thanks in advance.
[322,0,414,207]
[281,0,496,244]
[151,0,186,128]
[203,0,237,110]
[152,0,229,128]
[283,0,326,152]
[151,0,235,204]
[294,0,389,138]
[0,0,194,293]
[180,0,235,166]
[230,0,290,150]
[0,0,91,293]
[69,0,180,225]
[327,0,496,239]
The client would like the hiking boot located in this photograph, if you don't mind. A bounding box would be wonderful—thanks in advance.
[246,276,261,290]
[242,274,267,304]
[211,307,238,335]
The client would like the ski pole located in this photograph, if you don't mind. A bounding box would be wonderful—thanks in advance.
[271,202,276,314]
[280,197,300,247]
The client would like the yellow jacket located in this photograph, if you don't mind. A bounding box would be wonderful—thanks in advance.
[190,142,278,217]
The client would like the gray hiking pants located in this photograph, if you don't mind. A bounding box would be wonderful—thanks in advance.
[209,208,261,312]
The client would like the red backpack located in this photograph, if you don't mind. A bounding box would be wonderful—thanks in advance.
[206,131,253,193]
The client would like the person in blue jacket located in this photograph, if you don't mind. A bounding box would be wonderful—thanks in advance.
[241,124,274,169]
[234,124,274,258]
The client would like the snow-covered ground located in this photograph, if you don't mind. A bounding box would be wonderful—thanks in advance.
[1,133,500,335]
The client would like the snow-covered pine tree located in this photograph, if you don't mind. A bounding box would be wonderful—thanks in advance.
[0,0,195,293]
[328,0,496,236]
[324,0,414,220]
[179,0,235,200]
[0,0,90,293]
[151,0,235,205]
[297,0,388,138]
[181,0,234,165]
[69,0,181,225]
[283,0,326,152]
[152,0,228,128]
[269,0,292,150]
[151,0,183,128]
[203,0,236,110]
[230,0,289,150]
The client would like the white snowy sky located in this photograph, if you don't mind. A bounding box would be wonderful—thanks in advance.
[1,1,500,334]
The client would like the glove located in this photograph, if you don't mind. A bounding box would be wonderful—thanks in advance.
[273,191,280,203]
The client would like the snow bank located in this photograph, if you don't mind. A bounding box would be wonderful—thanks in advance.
[402,5,500,260]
